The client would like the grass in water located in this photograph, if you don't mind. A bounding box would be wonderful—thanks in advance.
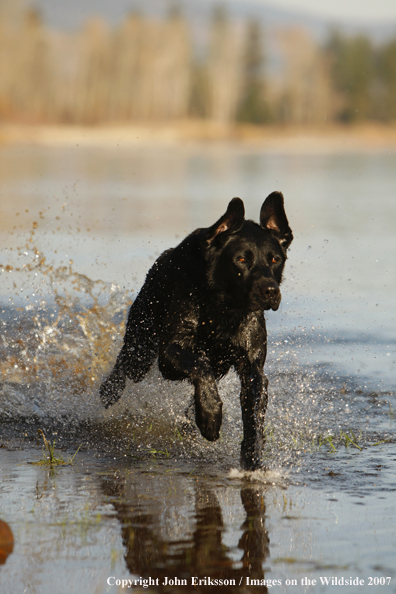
[146,447,170,458]
[263,422,390,455]
[340,429,362,451]
[31,429,81,466]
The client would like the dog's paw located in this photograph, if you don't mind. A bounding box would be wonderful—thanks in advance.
[240,439,265,471]
[195,400,222,441]
[240,453,266,472]
[99,368,126,408]
[196,414,222,441]
[193,380,223,441]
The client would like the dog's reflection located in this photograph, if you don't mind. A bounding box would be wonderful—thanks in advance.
[102,470,270,592]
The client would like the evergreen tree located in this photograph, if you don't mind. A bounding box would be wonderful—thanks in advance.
[327,30,374,122]
[237,20,271,124]
[378,38,396,120]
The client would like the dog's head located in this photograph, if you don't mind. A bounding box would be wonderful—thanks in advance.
[204,193,293,312]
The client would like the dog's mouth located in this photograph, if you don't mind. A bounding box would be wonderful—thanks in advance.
[268,300,281,311]
[258,280,281,312]
[247,292,281,313]
[262,299,281,312]
[249,280,282,311]
[218,279,282,312]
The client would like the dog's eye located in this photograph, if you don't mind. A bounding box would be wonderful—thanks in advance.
[238,257,247,263]
[271,256,279,264]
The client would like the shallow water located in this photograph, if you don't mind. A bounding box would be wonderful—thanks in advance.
[0,142,395,592]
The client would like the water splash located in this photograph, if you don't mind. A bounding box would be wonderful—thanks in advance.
[0,224,394,471]
[0,223,131,419]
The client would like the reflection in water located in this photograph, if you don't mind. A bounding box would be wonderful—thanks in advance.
[102,470,270,592]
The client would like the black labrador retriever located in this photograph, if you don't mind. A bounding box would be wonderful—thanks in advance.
[100,192,293,469]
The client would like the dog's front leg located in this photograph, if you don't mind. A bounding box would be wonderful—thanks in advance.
[159,344,222,441]
[192,369,223,442]
[238,361,268,470]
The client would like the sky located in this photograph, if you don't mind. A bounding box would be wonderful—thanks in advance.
[258,0,396,23]
[32,0,396,33]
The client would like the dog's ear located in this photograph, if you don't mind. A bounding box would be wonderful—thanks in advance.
[206,197,245,245]
[260,191,293,249]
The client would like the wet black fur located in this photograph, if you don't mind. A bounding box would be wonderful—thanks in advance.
[100,193,293,469]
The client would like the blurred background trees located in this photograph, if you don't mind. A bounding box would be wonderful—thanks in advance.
[326,31,374,122]
[0,0,396,126]
[237,20,271,124]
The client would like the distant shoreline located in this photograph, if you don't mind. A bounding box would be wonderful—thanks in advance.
[2,122,396,153]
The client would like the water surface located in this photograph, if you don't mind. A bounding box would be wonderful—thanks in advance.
[0,142,395,592]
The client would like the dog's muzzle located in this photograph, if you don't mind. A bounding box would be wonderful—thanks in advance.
[259,280,281,311]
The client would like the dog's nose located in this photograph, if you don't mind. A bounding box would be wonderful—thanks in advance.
[260,281,280,301]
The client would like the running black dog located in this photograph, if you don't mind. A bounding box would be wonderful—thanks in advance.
[100,193,293,469]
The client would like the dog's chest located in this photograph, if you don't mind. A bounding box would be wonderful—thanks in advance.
[196,310,266,368]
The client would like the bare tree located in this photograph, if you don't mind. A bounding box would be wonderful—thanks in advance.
[273,27,334,125]
[206,7,244,123]
[6,9,55,122]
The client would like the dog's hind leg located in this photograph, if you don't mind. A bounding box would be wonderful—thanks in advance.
[100,306,159,408]
[99,337,158,408]
[99,351,127,408]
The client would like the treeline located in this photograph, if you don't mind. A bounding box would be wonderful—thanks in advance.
[1,2,396,125]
